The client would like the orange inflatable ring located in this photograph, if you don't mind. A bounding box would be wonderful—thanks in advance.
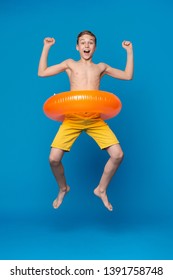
[43,90,122,121]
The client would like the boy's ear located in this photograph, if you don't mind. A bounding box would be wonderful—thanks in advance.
[76,44,79,51]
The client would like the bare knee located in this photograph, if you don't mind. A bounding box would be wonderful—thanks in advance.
[49,156,61,167]
[49,148,64,167]
[117,150,124,162]
[111,150,124,164]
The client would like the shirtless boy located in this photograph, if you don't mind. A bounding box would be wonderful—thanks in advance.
[38,30,134,211]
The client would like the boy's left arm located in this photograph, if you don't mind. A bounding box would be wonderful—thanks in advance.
[103,41,134,80]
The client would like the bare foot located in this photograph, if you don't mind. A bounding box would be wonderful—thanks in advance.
[94,186,113,211]
[53,186,70,209]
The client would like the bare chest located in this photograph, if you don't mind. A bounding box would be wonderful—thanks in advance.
[70,64,101,81]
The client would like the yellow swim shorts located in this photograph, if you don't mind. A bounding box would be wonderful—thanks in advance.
[51,113,119,151]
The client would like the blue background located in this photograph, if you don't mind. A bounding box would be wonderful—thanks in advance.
[0,0,173,260]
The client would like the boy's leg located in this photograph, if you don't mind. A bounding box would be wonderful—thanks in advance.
[94,144,124,211]
[49,119,82,209]
[49,147,70,209]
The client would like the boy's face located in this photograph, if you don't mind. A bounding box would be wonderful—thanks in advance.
[76,34,96,60]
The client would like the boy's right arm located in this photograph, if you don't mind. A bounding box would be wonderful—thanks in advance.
[38,37,70,77]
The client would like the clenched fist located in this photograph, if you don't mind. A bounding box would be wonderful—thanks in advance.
[44,37,56,47]
[122,41,133,52]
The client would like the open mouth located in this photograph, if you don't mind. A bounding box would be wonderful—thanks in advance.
[84,50,90,54]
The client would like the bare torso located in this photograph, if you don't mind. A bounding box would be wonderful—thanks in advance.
[65,59,106,91]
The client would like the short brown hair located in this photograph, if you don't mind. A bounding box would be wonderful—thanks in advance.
[77,30,97,45]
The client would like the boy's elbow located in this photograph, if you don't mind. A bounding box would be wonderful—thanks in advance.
[126,73,133,80]
[38,71,45,77]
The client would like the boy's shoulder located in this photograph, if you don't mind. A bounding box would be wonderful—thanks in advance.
[60,59,77,69]
[97,62,107,70]
[64,58,76,64]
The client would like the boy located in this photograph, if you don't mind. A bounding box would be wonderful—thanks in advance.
[38,30,134,211]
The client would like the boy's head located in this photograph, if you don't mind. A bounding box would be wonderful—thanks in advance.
[77,30,97,45]
[76,30,96,60]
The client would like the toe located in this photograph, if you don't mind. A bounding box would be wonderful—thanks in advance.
[106,203,113,211]
[53,199,61,209]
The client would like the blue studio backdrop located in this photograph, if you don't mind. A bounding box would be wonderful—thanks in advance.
[0,0,173,259]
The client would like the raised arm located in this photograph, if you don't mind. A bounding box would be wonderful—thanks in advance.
[103,41,134,80]
[38,37,70,77]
